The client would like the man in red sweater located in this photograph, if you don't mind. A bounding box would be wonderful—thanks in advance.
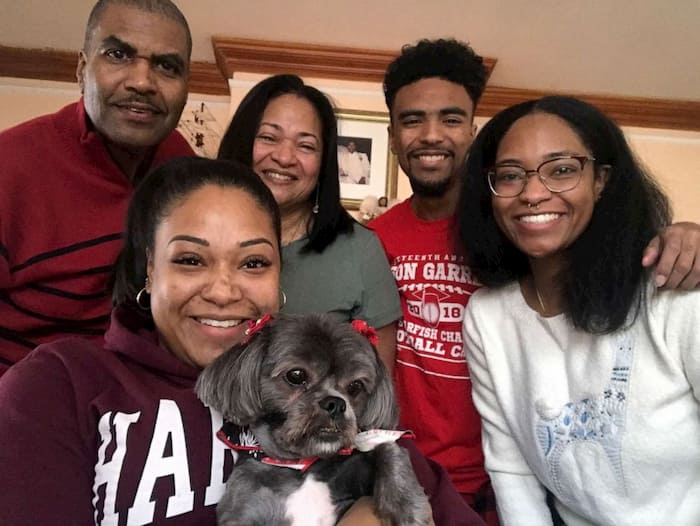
[0,0,194,373]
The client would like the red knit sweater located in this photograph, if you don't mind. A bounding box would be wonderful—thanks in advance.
[0,101,194,373]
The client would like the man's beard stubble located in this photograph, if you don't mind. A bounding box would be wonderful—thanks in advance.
[407,172,455,198]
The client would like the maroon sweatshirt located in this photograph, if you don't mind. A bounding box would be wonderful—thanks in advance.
[0,307,484,525]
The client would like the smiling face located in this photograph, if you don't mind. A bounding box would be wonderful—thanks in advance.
[146,184,281,369]
[77,3,189,152]
[491,112,607,263]
[252,94,323,212]
[389,77,476,198]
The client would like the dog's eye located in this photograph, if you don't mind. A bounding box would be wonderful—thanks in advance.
[347,380,365,397]
[285,369,308,386]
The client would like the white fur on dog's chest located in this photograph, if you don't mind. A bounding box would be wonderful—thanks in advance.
[284,474,337,526]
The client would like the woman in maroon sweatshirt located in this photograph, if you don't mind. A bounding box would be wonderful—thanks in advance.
[0,157,483,526]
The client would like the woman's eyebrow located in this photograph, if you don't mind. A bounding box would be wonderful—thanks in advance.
[168,235,208,246]
[240,238,274,248]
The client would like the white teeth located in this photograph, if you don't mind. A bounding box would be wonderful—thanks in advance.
[418,154,446,162]
[265,171,293,181]
[520,213,561,224]
[196,318,242,328]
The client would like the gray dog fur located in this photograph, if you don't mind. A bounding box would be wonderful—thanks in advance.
[196,313,432,525]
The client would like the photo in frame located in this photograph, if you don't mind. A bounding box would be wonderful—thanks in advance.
[335,109,398,209]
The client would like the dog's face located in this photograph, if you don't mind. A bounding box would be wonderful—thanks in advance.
[196,314,397,460]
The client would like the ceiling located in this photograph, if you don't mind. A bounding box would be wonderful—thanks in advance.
[1,0,698,102]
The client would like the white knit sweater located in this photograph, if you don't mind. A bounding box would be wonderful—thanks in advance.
[463,282,700,526]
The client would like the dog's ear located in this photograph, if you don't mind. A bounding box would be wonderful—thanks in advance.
[358,351,399,430]
[195,333,268,425]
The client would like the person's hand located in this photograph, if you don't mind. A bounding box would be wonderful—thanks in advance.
[642,222,700,289]
[338,497,386,525]
[338,497,435,525]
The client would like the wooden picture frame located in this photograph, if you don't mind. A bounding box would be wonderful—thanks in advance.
[335,109,398,209]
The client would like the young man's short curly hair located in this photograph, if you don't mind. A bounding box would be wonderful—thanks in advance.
[383,38,487,116]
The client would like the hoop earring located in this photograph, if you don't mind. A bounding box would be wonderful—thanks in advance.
[136,277,150,311]
[279,289,287,310]
[279,287,287,310]
[312,186,320,214]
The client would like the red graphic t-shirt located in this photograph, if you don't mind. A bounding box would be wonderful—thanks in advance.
[369,199,487,495]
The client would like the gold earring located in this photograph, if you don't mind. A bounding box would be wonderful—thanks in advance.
[136,277,150,310]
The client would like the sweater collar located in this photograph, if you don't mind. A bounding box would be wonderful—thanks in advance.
[400,198,456,231]
[74,98,158,184]
[76,98,94,144]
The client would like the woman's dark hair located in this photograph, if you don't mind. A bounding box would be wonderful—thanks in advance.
[112,156,281,310]
[457,96,671,333]
[217,74,354,253]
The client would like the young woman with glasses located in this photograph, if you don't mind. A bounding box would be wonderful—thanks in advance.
[456,96,700,525]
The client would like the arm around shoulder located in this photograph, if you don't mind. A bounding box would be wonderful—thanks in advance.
[642,221,700,289]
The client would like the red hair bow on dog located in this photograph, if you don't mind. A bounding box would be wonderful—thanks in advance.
[351,319,379,346]
[241,313,273,345]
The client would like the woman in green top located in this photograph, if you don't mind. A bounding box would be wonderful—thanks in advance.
[218,74,401,371]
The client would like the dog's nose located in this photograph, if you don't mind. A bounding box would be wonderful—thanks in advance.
[319,396,346,418]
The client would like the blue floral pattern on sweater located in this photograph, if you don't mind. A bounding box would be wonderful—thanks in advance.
[535,333,633,494]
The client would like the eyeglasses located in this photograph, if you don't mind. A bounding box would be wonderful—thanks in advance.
[487,155,596,197]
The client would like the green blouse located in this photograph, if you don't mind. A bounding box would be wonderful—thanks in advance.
[280,223,401,328]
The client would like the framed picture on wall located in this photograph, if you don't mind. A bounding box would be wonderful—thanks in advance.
[335,109,398,209]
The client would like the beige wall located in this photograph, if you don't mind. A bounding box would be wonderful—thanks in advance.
[0,78,80,127]
[2,76,699,223]
[625,127,700,223]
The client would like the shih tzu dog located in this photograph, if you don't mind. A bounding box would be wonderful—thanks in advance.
[196,313,432,526]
